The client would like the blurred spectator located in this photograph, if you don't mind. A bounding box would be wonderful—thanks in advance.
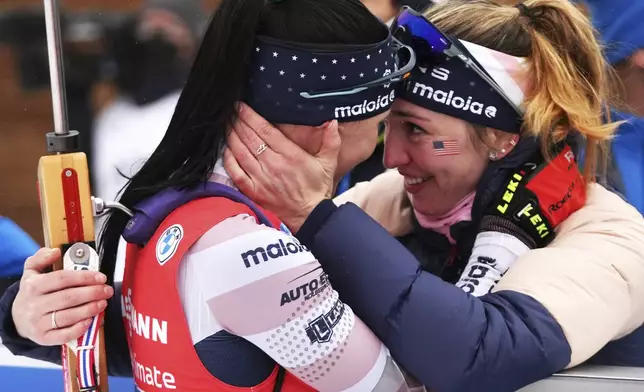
[585,0,644,115]
[0,217,39,294]
[92,0,205,280]
[583,0,644,213]
[92,0,205,201]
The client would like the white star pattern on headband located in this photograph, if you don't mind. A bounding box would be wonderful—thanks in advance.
[248,36,402,127]
[251,37,398,117]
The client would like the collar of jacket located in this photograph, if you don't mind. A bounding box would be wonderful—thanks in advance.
[472,135,541,223]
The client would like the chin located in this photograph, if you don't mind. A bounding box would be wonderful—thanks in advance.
[409,194,453,217]
[412,204,451,217]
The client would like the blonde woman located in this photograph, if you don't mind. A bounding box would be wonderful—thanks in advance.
[224,1,644,391]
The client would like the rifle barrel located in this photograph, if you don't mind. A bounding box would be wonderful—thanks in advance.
[43,0,69,136]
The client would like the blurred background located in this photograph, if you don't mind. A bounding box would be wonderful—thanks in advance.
[0,0,641,390]
[0,0,221,246]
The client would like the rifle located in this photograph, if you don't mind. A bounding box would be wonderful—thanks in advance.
[37,0,110,390]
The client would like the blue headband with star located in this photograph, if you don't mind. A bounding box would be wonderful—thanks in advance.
[244,34,407,126]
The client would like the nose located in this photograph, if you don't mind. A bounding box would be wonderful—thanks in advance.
[383,122,411,169]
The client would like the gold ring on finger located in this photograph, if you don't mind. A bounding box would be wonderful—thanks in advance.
[256,143,268,156]
[51,310,59,330]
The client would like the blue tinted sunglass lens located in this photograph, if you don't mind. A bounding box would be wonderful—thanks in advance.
[397,10,449,53]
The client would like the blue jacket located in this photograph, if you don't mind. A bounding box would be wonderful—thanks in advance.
[290,135,643,391]
[295,207,569,392]
[294,197,644,391]
[0,217,39,278]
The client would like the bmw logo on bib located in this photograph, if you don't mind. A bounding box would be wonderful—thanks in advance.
[156,224,184,265]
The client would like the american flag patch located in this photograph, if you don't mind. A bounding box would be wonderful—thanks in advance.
[433,140,459,156]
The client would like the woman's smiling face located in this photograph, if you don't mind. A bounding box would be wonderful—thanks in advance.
[384,99,492,216]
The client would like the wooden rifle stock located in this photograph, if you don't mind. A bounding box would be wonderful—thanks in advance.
[37,0,108,390]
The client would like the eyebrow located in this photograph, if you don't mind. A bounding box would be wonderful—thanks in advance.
[391,109,430,123]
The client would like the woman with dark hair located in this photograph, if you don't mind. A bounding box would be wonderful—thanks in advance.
[0,0,418,390]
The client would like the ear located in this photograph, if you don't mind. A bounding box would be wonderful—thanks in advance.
[483,128,519,161]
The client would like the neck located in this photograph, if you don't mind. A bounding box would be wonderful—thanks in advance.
[413,192,476,244]
[210,157,237,189]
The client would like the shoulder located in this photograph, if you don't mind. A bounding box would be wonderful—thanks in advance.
[93,97,134,129]
[191,213,275,254]
[494,184,644,367]
[183,212,312,291]
[334,170,413,237]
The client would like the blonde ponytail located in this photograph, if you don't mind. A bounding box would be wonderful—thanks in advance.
[424,0,622,181]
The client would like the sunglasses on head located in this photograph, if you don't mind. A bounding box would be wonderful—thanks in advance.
[391,6,523,115]
[299,37,417,99]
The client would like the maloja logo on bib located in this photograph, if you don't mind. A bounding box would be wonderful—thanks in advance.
[156,224,183,265]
